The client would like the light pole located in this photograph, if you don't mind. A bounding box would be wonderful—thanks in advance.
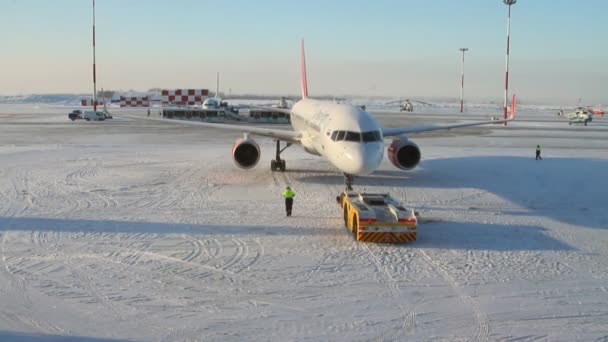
[503,0,516,125]
[92,0,97,111]
[459,48,468,113]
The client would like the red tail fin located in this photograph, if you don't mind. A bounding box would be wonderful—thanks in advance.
[301,39,308,99]
[510,94,516,119]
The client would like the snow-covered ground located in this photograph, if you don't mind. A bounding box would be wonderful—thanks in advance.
[0,104,607,341]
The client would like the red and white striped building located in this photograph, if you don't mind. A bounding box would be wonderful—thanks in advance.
[120,96,150,107]
[161,89,209,106]
[81,99,100,107]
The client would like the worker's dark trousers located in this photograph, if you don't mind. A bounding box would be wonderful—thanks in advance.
[285,198,293,217]
[536,151,542,160]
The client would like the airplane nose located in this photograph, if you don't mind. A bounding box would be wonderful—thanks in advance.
[340,143,383,176]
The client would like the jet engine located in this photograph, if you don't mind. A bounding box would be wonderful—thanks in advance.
[232,138,260,169]
[387,137,421,170]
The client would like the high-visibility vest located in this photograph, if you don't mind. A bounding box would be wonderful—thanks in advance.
[536,146,541,152]
[283,189,295,199]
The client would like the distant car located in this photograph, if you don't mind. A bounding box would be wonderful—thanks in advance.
[102,111,113,119]
[83,111,106,121]
[68,110,83,121]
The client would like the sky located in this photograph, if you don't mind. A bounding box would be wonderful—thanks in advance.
[1,0,607,104]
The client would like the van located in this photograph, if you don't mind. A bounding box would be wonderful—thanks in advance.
[68,110,83,121]
[83,111,106,121]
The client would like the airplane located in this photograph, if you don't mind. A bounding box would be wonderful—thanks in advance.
[146,40,515,190]
[385,99,434,112]
[202,72,227,110]
[588,107,605,115]
[557,107,592,125]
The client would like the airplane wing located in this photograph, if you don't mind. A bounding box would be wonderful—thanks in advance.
[382,116,513,137]
[246,106,293,115]
[138,116,303,143]
[383,94,517,137]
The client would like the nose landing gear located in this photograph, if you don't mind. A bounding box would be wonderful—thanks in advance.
[271,140,292,172]
[344,173,354,191]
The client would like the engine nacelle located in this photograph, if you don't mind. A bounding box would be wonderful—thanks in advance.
[387,137,421,170]
[232,138,260,169]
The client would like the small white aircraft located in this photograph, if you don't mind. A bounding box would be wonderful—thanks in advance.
[557,107,592,126]
[149,40,515,189]
[202,72,229,110]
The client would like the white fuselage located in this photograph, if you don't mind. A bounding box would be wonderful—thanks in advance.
[289,98,384,176]
[202,97,222,110]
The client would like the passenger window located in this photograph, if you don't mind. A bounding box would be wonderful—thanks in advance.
[336,131,346,141]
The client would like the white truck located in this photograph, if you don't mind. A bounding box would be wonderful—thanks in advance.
[83,111,106,121]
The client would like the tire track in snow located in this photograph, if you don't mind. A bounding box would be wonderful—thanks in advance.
[363,244,418,341]
[417,249,490,342]
[1,169,37,314]
[71,269,126,317]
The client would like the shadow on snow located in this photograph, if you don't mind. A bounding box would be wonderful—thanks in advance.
[296,156,608,230]
[0,331,128,342]
[0,216,574,252]
[0,216,333,237]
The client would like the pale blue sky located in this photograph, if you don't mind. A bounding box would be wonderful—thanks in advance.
[1,0,607,104]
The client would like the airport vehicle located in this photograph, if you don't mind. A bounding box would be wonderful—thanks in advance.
[337,191,417,243]
[102,110,113,119]
[150,40,515,190]
[83,111,106,121]
[68,110,83,121]
[557,108,592,125]
[162,107,226,121]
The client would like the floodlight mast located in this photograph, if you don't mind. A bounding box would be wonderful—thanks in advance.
[503,0,516,125]
[459,48,469,113]
[92,0,97,111]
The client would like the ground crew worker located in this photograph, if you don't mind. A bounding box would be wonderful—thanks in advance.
[147,108,151,117]
[536,145,542,160]
[282,186,295,217]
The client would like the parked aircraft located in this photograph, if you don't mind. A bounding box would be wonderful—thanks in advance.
[557,107,592,125]
[386,99,434,112]
[148,41,515,189]
[588,107,605,115]
[202,72,227,110]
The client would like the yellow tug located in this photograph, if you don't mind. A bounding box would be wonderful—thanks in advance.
[337,191,417,243]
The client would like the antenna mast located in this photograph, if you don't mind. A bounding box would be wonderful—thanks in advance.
[92,0,97,111]
[216,72,220,97]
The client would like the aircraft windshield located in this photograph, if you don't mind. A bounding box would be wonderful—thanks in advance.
[362,130,382,142]
[344,131,361,142]
[330,130,382,143]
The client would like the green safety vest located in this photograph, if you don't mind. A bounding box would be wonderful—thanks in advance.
[536,146,541,152]
[283,189,295,199]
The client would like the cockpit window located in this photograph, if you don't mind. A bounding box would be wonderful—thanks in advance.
[331,130,381,142]
[362,130,382,142]
[344,131,361,142]
[336,131,346,141]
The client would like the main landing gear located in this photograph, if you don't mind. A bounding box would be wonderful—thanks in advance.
[344,173,354,191]
[271,140,292,172]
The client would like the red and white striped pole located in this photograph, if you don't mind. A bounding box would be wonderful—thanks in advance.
[459,48,468,113]
[92,0,97,111]
[503,0,516,125]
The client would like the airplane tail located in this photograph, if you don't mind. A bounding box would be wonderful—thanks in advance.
[301,39,308,99]
[101,88,108,113]
[510,94,516,119]
[216,72,220,98]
